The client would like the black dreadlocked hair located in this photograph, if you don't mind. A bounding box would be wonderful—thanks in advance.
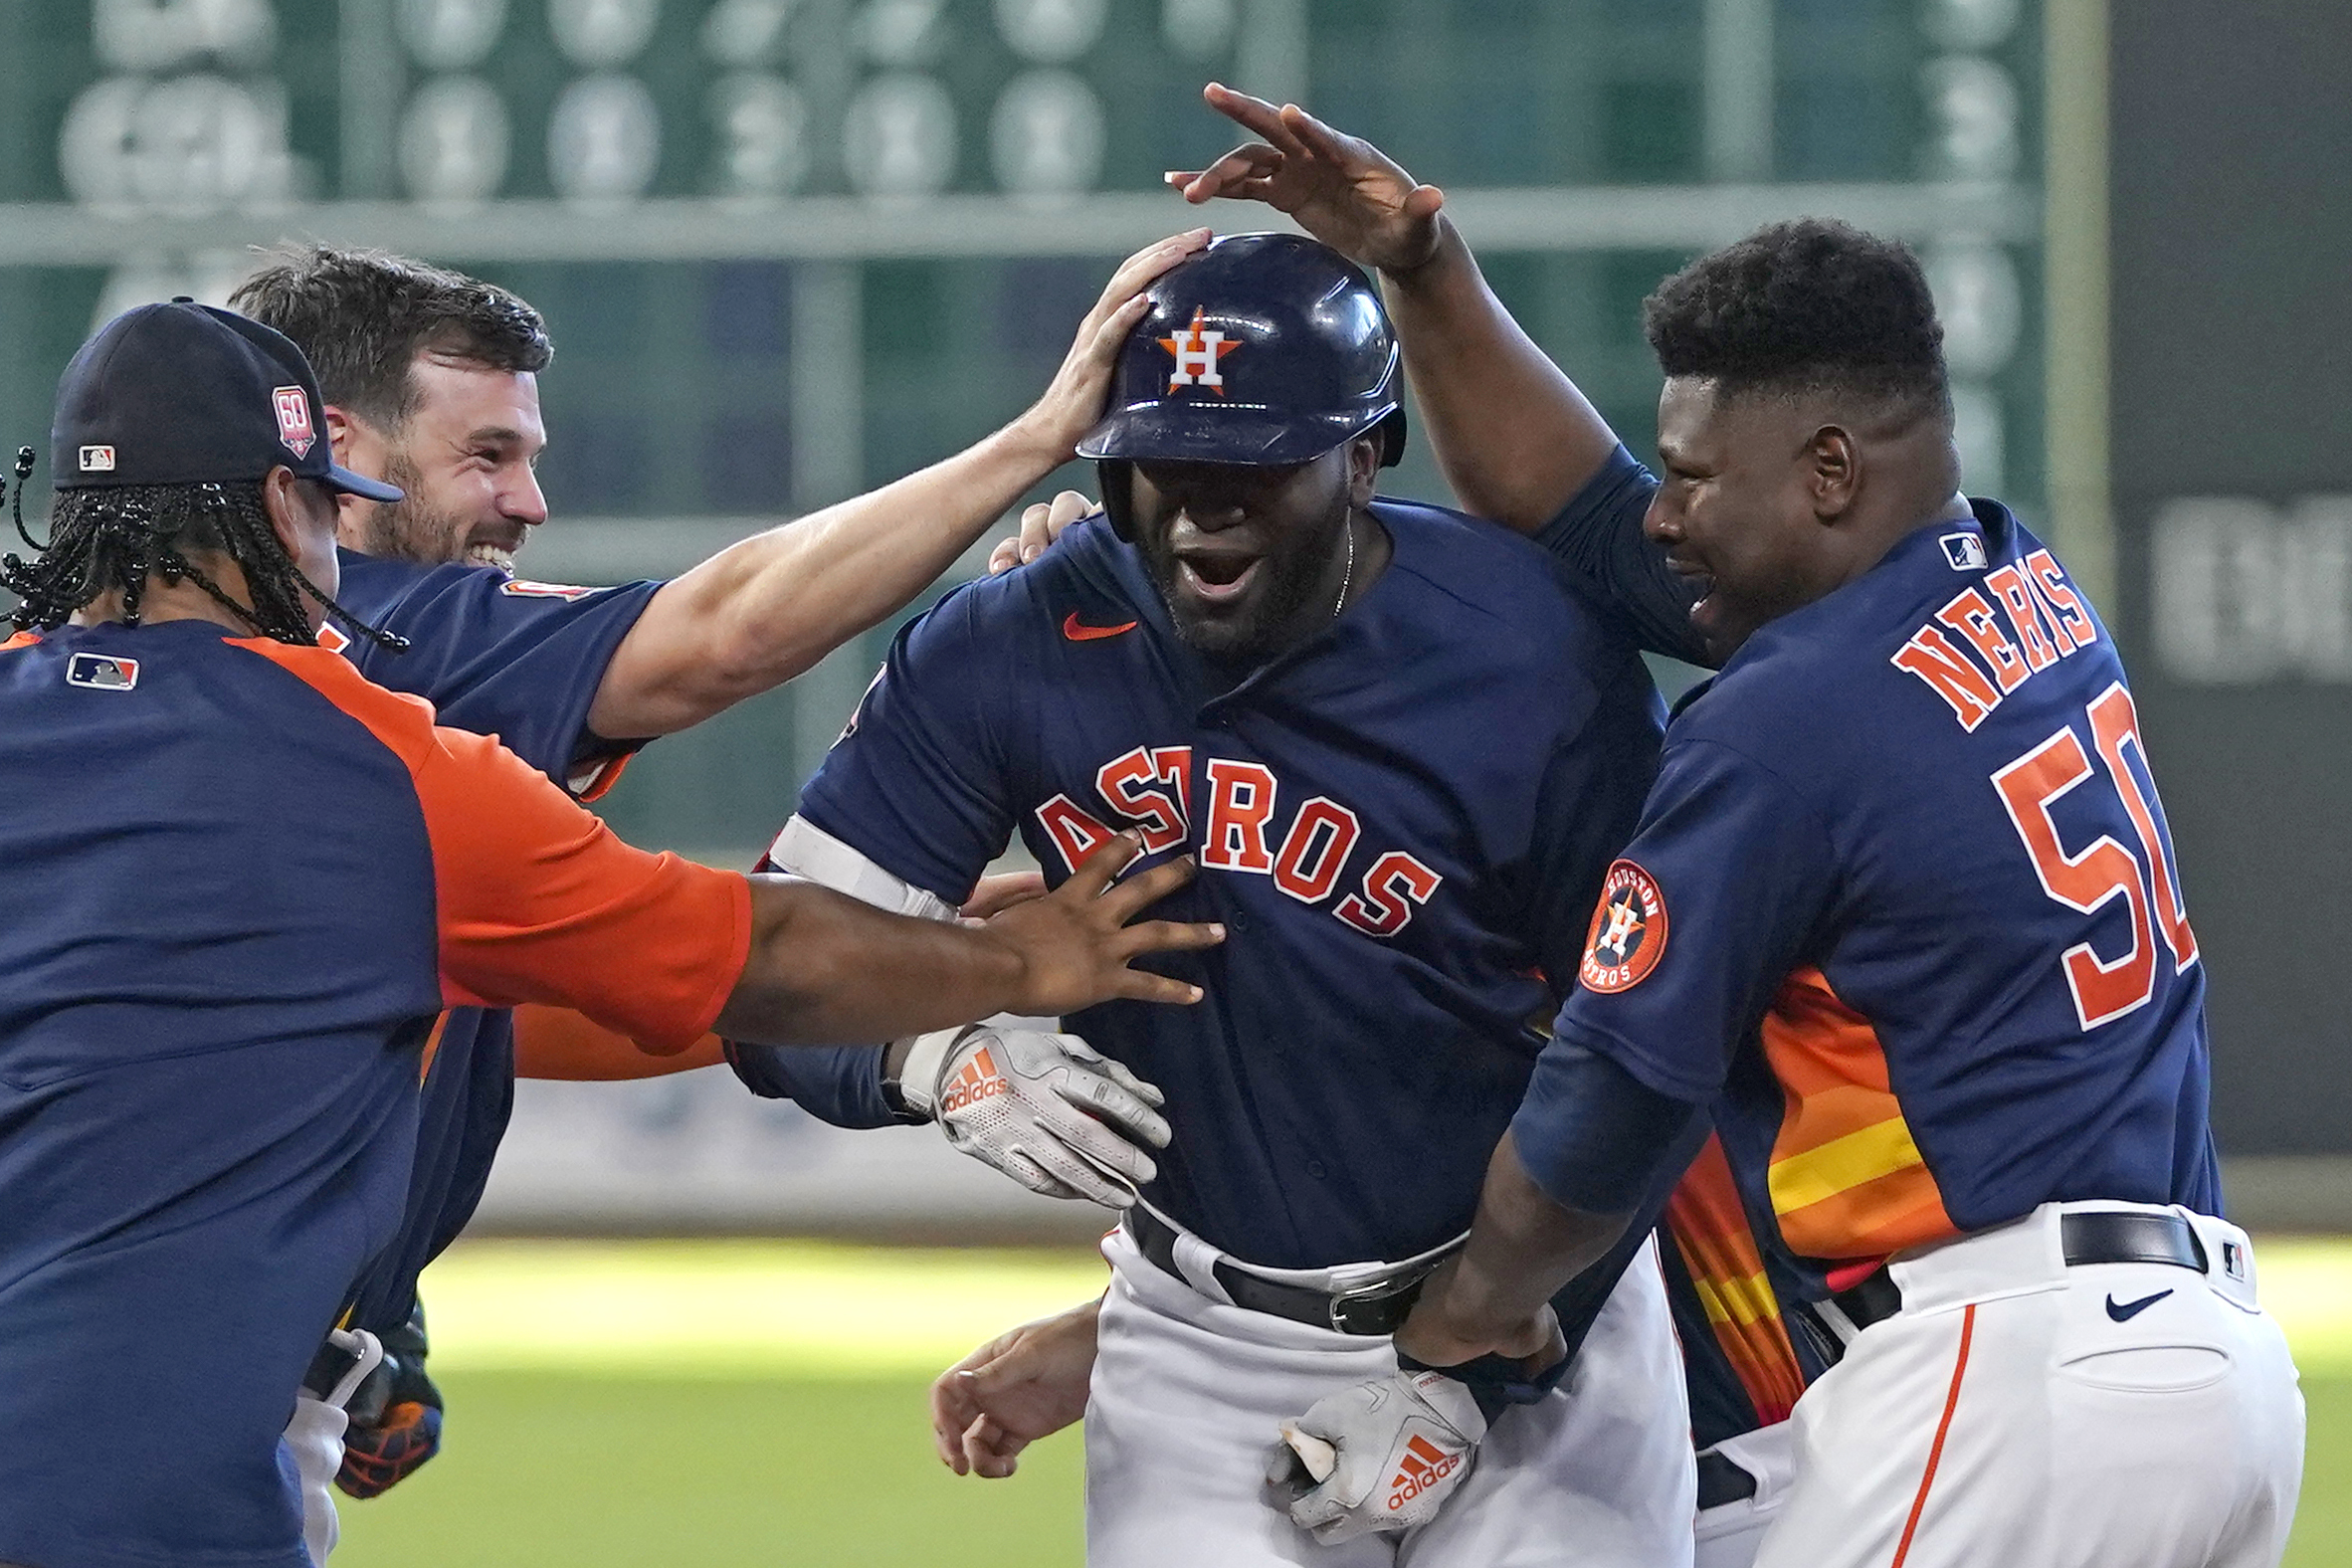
[0,449,405,651]
[1642,219,1950,421]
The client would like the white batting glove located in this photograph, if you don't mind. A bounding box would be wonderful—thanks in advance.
[1266,1368,1486,1544]
[897,1025,1168,1208]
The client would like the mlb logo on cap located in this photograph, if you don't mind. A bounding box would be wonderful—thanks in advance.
[273,386,315,458]
[65,652,139,690]
[79,445,114,473]
[2222,1239,2248,1280]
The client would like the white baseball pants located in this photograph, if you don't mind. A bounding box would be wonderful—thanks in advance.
[1084,1225,1696,1568]
[1754,1203,2304,1568]
[1694,1423,1792,1568]
[282,1328,378,1567]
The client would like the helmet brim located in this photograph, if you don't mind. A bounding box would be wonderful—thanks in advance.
[1076,401,1393,467]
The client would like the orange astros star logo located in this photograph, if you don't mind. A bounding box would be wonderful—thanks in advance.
[1580,861,1667,993]
[1159,305,1241,395]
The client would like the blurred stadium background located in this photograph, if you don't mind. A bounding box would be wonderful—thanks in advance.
[3,0,2346,1560]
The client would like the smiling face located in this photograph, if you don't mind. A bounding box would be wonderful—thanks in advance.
[336,354,549,570]
[1128,437,1378,665]
[1643,376,1851,662]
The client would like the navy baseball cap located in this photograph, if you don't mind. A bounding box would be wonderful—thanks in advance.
[50,298,403,501]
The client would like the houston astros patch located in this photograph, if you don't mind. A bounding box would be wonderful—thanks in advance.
[1580,860,1666,992]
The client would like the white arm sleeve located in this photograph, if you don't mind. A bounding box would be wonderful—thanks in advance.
[762,814,967,1113]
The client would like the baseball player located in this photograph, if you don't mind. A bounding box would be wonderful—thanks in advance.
[222,236,1205,1542]
[0,301,1220,1568]
[968,87,1828,1562]
[1241,216,2307,1563]
[730,232,1702,1566]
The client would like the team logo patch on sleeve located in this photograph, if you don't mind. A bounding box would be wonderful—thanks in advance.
[1580,861,1667,992]
[498,580,596,600]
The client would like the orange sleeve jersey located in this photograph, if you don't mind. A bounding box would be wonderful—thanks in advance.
[241,638,751,1049]
[0,621,743,1568]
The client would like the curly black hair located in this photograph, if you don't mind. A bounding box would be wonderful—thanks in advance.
[1642,219,1948,417]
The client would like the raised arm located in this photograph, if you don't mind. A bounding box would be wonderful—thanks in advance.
[1169,87,1617,533]
[585,230,1210,739]
[1169,89,1708,665]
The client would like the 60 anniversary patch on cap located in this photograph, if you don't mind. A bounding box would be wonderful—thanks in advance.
[49,298,401,503]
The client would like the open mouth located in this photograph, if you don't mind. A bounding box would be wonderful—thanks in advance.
[465,540,519,573]
[1176,551,1262,604]
[1668,558,1714,620]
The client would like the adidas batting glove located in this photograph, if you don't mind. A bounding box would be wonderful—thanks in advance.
[898,1024,1168,1208]
[1269,1368,1485,1544]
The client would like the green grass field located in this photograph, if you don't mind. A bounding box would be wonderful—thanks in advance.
[335,1239,2352,1567]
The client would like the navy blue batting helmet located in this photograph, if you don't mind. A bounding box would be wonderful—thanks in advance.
[1077,232,1406,470]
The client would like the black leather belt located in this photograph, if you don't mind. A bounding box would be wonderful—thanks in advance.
[1123,1207,1448,1336]
[1829,1210,2209,1335]
[1695,1449,1760,1510]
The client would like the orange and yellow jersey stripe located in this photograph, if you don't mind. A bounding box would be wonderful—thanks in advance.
[1663,1132,1811,1440]
[1758,966,1960,1269]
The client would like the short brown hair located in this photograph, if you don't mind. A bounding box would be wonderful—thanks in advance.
[230,245,553,432]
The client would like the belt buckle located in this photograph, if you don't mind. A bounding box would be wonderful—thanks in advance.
[1326,1268,1432,1336]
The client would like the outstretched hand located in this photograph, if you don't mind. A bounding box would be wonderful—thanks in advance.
[982,833,1222,1016]
[1166,84,1446,275]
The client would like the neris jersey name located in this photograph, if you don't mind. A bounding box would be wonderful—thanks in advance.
[1032,745,1446,940]
[1890,545,2100,730]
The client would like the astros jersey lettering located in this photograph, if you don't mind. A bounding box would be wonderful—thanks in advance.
[750,506,1665,1274]
[327,550,661,1333]
[1520,494,2219,1299]
[0,621,743,1568]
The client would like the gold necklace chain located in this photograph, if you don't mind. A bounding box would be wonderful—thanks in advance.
[1332,515,1357,620]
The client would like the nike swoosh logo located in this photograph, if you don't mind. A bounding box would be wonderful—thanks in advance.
[2105,1288,2174,1322]
[1063,611,1138,642]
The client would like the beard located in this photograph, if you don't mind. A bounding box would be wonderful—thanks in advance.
[353,452,486,568]
[1137,507,1348,668]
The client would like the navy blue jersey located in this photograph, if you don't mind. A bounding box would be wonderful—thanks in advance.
[1523,496,2220,1303]
[327,550,661,1334]
[0,621,742,1568]
[746,502,1665,1271]
[1534,446,1708,666]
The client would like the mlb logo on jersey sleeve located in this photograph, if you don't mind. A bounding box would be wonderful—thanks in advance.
[272,386,315,458]
[1580,861,1667,992]
[1940,531,1989,571]
[65,652,139,690]
[499,580,595,600]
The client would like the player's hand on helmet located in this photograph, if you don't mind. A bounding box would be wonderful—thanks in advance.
[335,1304,445,1498]
[978,832,1221,1017]
[1268,1367,1487,1544]
[1168,85,1447,277]
[931,1297,1101,1477]
[988,489,1098,575]
[1017,230,1212,462]
[899,1022,1170,1207]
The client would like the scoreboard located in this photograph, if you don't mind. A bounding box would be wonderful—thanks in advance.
[0,0,2047,869]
